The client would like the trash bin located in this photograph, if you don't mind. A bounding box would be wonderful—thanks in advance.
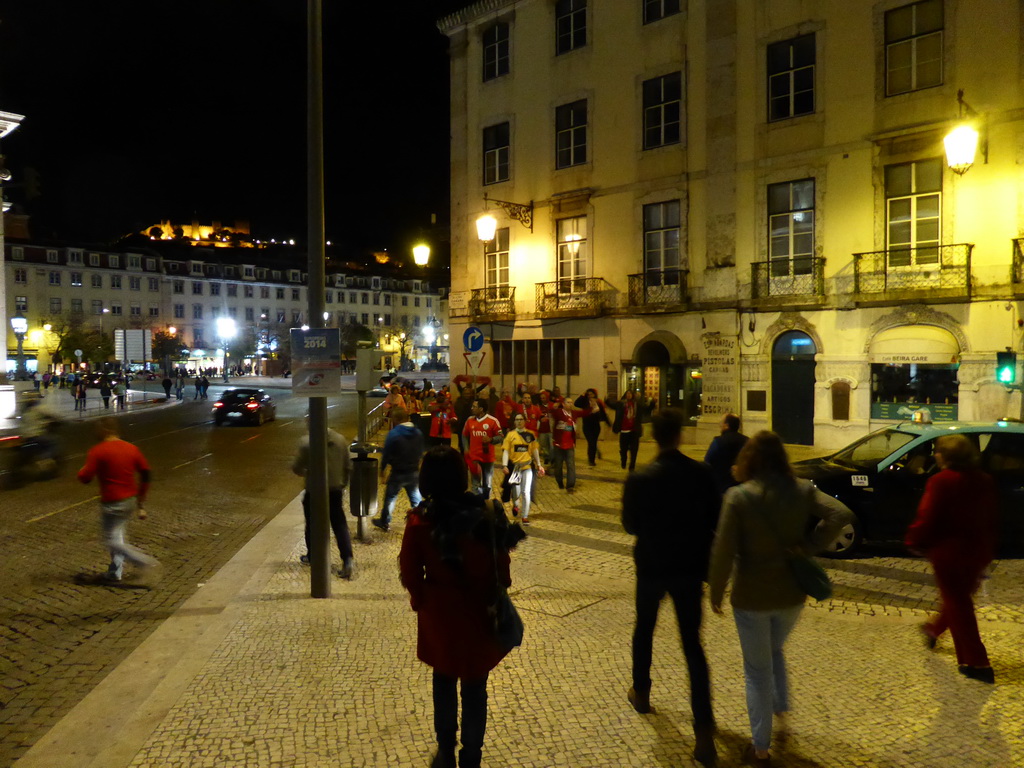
[350,455,379,519]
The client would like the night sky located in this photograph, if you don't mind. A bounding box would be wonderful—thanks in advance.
[0,1,470,260]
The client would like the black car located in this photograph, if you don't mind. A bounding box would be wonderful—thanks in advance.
[793,421,1024,558]
[212,388,277,426]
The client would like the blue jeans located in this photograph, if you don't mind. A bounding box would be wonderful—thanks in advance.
[381,471,422,524]
[732,605,803,752]
[551,446,575,489]
[100,497,158,580]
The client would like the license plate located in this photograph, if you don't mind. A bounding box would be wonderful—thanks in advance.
[227,412,242,419]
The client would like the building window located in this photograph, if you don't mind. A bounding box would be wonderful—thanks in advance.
[485,228,511,298]
[148,306,159,317]
[372,294,380,306]
[192,281,203,295]
[46,249,58,263]
[402,296,409,307]
[68,250,83,265]
[643,72,682,149]
[556,216,588,292]
[130,303,141,317]
[89,253,100,266]
[209,283,220,296]
[12,246,24,260]
[359,313,369,326]
[244,266,255,278]
[483,122,510,185]
[173,280,184,294]
[193,304,203,319]
[885,158,941,266]
[414,297,421,307]
[92,274,103,288]
[71,298,83,314]
[49,271,61,286]
[127,255,141,269]
[427,298,433,308]
[276,287,285,300]
[292,310,301,323]
[146,258,156,270]
[71,271,82,286]
[174,304,185,319]
[109,255,120,268]
[14,267,26,284]
[211,306,222,319]
[227,284,237,297]
[129,276,141,291]
[191,262,203,274]
[767,179,815,276]
[292,288,300,301]
[277,309,286,323]
[110,303,122,316]
[555,0,587,55]
[260,287,270,299]
[885,0,942,96]
[194,328,204,345]
[245,285,254,298]
[110,275,121,289]
[50,298,62,314]
[644,0,680,24]
[483,21,510,81]
[148,277,159,291]
[243,307,253,322]
[92,299,104,315]
[643,201,682,275]
[767,33,815,121]
[361,292,369,305]
[555,99,588,169]
[228,306,237,318]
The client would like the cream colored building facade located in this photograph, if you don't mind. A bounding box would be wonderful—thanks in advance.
[441,0,1024,448]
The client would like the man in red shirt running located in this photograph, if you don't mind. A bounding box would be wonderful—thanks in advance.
[462,399,503,497]
[77,417,159,582]
[549,400,586,494]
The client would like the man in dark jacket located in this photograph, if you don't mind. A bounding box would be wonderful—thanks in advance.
[622,408,721,768]
[373,408,425,532]
[704,412,748,492]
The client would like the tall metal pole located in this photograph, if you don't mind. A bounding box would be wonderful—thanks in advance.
[307,0,330,598]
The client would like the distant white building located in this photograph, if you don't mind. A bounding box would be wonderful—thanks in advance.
[440,0,1024,447]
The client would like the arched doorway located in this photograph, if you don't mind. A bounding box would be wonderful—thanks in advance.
[626,332,699,423]
[772,330,817,445]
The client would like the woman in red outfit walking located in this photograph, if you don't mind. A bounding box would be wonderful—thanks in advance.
[905,434,998,683]
[399,446,521,768]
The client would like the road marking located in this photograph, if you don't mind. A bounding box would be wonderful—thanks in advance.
[25,495,100,524]
[241,435,262,443]
[172,452,213,470]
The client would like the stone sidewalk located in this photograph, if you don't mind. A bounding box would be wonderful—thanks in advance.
[14,438,1024,768]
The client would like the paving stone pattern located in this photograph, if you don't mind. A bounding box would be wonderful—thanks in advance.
[121,441,1024,768]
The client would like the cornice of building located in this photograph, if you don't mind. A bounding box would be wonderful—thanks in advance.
[437,0,515,34]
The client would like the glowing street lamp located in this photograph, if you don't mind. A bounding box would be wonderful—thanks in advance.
[944,89,986,176]
[216,316,237,382]
[475,214,497,243]
[413,242,431,266]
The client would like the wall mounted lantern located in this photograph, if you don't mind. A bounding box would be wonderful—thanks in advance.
[475,194,534,242]
[944,89,986,175]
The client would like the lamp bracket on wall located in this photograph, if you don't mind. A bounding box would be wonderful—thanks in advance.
[484,194,534,232]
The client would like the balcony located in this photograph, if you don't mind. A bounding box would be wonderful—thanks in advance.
[627,269,689,310]
[1013,238,1024,295]
[751,258,825,306]
[469,286,515,320]
[852,243,973,303]
[535,277,616,317]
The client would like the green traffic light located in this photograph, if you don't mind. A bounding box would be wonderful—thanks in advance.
[997,367,1014,384]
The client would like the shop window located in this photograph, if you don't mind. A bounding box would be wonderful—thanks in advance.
[870,362,958,420]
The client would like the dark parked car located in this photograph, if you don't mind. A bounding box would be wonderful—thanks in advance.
[212,388,277,426]
[793,421,1024,558]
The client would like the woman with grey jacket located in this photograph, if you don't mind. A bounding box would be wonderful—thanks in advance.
[708,431,852,767]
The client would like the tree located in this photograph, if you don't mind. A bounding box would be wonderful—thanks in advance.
[44,316,114,368]
[340,322,374,360]
[152,330,187,373]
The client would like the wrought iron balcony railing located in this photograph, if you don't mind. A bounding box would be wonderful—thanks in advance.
[469,286,515,318]
[535,277,616,315]
[1013,238,1024,288]
[751,257,825,301]
[627,268,689,308]
[852,243,973,298]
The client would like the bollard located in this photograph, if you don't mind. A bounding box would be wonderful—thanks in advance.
[349,449,379,542]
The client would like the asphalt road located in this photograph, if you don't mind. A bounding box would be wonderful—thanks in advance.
[0,384,364,767]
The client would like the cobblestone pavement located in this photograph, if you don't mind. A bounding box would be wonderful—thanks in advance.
[15,437,1024,768]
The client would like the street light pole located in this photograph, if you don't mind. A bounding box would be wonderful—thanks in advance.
[10,313,27,380]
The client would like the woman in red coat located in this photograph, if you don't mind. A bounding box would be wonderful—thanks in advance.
[399,446,517,768]
[905,434,998,683]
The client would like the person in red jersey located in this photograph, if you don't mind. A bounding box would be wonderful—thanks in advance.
[77,417,158,582]
[462,399,502,498]
[427,391,458,448]
[548,398,587,493]
[513,392,543,437]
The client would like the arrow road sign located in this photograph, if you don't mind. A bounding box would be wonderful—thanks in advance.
[463,326,484,352]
